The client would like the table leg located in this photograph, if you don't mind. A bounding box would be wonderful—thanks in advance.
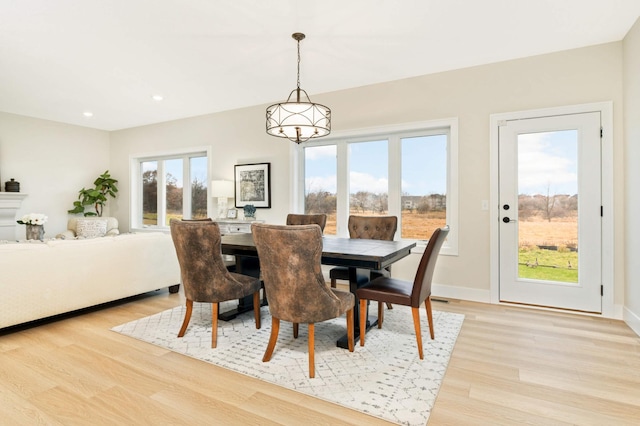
[336,267,376,349]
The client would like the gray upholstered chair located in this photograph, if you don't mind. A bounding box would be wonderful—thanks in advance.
[252,223,354,378]
[170,219,261,348]
[286,213,327,232]
[329,216,398,309]
[356,226,449,359]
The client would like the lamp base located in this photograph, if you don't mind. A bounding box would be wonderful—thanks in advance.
[217,197,228,219]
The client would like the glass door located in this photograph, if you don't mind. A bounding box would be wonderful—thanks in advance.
[498,112,602,312]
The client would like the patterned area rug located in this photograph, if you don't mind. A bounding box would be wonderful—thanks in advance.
[112,302,464,425]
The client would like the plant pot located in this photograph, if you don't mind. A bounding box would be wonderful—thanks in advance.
[26,224,45,241]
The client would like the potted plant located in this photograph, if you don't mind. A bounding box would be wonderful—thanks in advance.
[68,170,118,217]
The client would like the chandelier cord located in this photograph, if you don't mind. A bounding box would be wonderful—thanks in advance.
[297,38,301,90]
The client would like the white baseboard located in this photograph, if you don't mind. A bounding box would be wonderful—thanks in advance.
[432,283,491,303]
[623,306,640,337]
[432,283,627,322]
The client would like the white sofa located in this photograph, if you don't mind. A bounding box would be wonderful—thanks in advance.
[0,232,180,329]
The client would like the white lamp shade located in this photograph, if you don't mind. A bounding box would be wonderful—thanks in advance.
[211,180,234,198]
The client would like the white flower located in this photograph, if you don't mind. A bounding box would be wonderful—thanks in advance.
[17,213,48,226]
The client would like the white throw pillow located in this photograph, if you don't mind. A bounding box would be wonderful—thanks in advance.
[76,219,108,238]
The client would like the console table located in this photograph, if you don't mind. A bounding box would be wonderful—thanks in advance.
[214,219,263,234]
[214,219,265,320]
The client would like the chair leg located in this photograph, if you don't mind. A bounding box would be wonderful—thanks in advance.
[411,306,424,359]
[425,297,435,339]
[386,302,393,310]
[211,302,219,348]
[346,307,354,352]
[330,278,337,288]
[178,299,193,338]
[263,317,280,362]
[293,323,299,338]
[253,291,261,329]
[308,323,315,378]
[377,301,384,328]
[359,299,367,346]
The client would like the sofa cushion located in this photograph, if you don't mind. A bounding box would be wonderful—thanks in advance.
[58,216,120,239]
[76,218,108,238]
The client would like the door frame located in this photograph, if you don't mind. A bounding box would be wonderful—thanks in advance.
[489,102,614,317]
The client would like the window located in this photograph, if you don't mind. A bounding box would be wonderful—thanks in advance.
[297,119,458,254]
[133,150,209,229]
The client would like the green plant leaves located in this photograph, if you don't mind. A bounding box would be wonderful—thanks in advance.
[67,170,119,217]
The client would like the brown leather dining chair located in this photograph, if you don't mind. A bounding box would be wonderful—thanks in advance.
[252,223,354,378]
[356,226,449,359]
[170,219,262,348]
[286,213,327,232]
[329,215,398,288]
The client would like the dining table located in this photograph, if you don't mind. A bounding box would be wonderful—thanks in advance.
[220,232,416,349]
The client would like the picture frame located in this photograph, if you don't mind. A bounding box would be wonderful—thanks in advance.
[226,209,237,219]
[234,162,271,208]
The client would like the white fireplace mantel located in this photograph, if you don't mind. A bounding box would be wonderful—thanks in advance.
[0,192,28,240]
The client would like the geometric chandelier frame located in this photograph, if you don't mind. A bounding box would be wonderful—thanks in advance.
[266,33,331,144]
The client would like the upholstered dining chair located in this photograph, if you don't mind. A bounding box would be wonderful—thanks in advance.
[286,213,327,233]
[252,223,354,378]
[355,226,449,359]
[170,219,262,348]
[329,215,398,288]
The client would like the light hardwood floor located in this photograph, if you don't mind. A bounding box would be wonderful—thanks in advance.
[1,289,639,425]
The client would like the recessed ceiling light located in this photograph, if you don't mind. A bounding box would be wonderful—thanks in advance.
[151,95,164,101]
[83,111,93,117]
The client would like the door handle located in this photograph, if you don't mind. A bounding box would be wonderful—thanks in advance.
[502,217,517,223]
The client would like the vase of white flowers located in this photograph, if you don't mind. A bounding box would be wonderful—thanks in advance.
[17,213,48,241]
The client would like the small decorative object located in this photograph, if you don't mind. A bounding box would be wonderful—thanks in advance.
[4,178,20,192]
[243,204,256,220]
[17,213,48,241]
[234,163,271,208]
[226,209,237,219]
[68,170,118,217]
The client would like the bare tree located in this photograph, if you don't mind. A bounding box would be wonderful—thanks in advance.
[351,191,369,213]
[305,190,336,214]
[191,177,208,218]
[542,182,559,222]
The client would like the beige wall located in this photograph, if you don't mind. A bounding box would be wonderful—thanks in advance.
[110,42,626,312]
[0,40,629,319]
[623,17,640,332]
[0,112,110,239]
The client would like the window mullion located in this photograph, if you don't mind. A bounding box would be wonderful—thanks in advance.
[182,156,192,219]
[336,142,349,237]
[388,136,401,239]
[157,161,167,227]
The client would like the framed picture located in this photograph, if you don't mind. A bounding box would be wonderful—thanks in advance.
[226,209,237,219]
[234,163,271,208]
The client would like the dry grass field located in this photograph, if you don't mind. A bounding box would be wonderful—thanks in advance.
[323,210,447,239]
[518,216,578,248]
[325,210,577,246]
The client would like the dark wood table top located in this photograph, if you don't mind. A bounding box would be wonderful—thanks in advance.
[221,233,416,270]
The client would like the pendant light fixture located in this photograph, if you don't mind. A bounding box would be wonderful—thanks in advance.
[266,33,331,144]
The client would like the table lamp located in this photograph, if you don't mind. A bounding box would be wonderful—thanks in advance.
[211,180,234,219]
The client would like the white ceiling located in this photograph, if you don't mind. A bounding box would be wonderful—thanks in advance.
[1,0,639,131]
